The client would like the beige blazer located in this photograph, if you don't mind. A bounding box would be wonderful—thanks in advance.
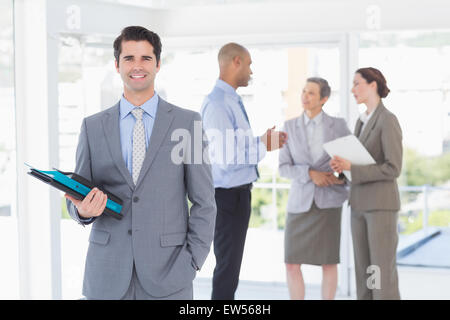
[349,101,403,212]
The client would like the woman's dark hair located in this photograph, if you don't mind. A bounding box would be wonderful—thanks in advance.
[356,67,390,98]
[113,26,162,66]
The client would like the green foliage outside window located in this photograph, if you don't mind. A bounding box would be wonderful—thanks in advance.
[62,148,450,235]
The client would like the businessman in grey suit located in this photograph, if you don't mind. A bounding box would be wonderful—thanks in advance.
[65,26,216,300]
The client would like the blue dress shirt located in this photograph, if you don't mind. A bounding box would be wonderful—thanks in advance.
[201,79,266,188]
[119,93,159,178]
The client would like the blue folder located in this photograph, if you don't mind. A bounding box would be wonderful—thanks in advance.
[27,164,123,220]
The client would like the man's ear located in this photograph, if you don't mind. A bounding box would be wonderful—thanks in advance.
[156,59,161,72]
[115,59,119,73]
[320,96,329,106]
[233,55,241,68]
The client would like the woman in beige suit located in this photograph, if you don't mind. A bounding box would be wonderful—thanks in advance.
[330,67,402,300]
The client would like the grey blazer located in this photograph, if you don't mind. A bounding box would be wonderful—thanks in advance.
[349,101,403,212]
[66,97,216,299]
[279,112,351,213]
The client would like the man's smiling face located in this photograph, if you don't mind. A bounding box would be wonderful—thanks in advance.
[115,40,160,95]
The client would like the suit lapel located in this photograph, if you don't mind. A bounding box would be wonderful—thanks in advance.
[321,113,334,144]
[102,103,135,190]
[359,102,385,143]
[135,97,174,189]
[354,119,363,138]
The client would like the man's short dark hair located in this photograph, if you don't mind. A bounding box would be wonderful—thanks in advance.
[113,26,162,66]
[306,77,331,99]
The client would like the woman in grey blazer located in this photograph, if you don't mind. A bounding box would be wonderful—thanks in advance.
[330,67,402,300]
[279,77,351,300]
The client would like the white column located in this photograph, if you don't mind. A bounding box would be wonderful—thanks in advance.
[338,32,359,298]
[14,0,62,299]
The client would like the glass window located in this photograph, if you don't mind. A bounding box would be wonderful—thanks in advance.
[158,44,342,284]
[158,45,341,231]
[359,31,450,239]
[56,38,342,288]
[58,35,121,299]
[0,0,19,299]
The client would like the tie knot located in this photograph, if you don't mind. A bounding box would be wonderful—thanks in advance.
[131,107,144,121]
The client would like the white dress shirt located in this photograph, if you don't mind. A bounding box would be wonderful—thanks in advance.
[359,106,377,136]
[304,111,324,164]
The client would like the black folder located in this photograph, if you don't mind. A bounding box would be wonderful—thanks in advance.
[26,165,123,220]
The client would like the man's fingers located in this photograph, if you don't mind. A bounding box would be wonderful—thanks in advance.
[98,193,108,212]
[91,193,106,216]
[64,193,81,206]
[92,191,106,211]
[279,132,288,144]
[84,188,98,204]
[64,193,74,201]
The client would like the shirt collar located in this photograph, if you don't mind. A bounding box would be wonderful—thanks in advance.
[359,105,377,124]
[215,79,240,101]
[304,111,323,126]
[120,93,159,120]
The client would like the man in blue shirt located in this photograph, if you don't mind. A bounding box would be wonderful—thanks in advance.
[201,43,288,300]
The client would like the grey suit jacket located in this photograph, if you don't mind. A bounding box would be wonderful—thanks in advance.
[279,112,351,213]
[66,97,216,299]
[349,101,403,212]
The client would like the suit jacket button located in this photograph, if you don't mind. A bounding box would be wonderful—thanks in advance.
[128,229,132,235]
[133,196,139,203]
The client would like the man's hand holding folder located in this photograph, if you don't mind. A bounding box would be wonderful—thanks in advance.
[26,165,123,219]
[65,188,107,219]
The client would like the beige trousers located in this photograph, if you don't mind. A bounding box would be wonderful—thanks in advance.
[351,209,401,300]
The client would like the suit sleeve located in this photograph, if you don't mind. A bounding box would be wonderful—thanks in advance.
[65,118,96,226]
[184,112,217,270]
[350,113,403,184]
[278,124,311,183]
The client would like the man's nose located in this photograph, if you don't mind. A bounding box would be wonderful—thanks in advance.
[132,65,144,73]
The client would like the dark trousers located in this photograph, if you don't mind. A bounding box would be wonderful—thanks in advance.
[211,184,252,300]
